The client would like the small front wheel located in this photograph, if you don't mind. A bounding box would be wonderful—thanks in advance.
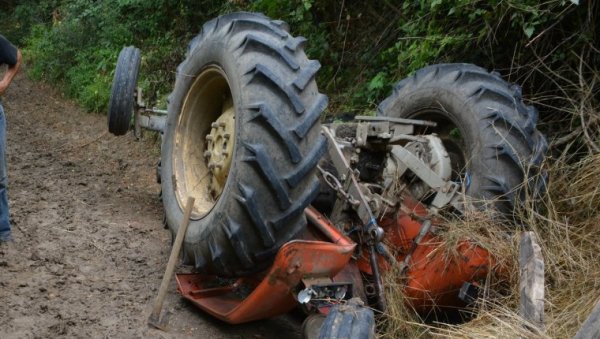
[107,46,141,136]
[317,299,375,339]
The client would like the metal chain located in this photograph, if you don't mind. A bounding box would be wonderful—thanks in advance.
[317,165,360,206]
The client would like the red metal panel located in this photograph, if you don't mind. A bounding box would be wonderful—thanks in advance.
[176,239,355,324]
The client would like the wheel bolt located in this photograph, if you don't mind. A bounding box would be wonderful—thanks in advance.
[223,133,231,139]
[204,150,212,158]
[219,122,226,127]
[205,135,213,141]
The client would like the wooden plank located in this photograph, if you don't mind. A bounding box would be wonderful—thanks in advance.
[519,231,545,331]
[573,299,600,339]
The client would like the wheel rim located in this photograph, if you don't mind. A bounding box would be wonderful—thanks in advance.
[173,65,235,219]
[407,109,468,185]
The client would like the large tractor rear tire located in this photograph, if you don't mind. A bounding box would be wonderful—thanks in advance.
[161,12,328,276]
[378,63,547,215]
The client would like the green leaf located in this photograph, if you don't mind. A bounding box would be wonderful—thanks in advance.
[367,72,386,91]
[431,0,443,9]
[303,0,313,11]
[449,128,462,140]
[524,25,535,38]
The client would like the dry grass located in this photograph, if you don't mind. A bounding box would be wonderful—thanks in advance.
[380,35,600,336]
[381,153,600,338]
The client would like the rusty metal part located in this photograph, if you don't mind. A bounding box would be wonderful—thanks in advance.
[396,135,452,201]
[321,126,389,311]
[355,121,394,146]
[360,183,397,217]
[176,207,356,324]
[297,279,351,304]
[368,243,386,312]
[354,115,437,127]
[397,219,432,274]
[136,114,166,134]
[133,87,168,139]
[331,261,367,304]
[176,239,355,324]
[305,206,354,247]
[321,126,377,225]
[403,239,492,311]
[389,145,458,211]
[356,195,495,312]
[305,207,368,304]
[316,165,359,207]
[322,120,492,314]
[206,98,235,198]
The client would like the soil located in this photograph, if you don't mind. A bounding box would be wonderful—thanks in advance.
[0,73,303,338]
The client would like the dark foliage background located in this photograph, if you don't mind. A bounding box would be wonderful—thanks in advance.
[1,0,598,155]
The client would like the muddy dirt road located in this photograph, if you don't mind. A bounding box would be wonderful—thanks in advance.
[0,74,302,338]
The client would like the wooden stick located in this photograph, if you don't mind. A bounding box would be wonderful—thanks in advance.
[148,197,195,327]
[574,299,600,339]
[519,231,545,331]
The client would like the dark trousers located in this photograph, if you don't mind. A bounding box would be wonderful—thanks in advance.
[0,103,11,239]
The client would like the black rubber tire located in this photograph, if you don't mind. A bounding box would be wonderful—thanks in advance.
[161,12,327,276]
[108,46,141,136]
[318,299,375,339]
[302,314,326,339]
[378,63,547,214]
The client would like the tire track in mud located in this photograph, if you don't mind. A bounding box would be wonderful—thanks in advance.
[0,74,301,338]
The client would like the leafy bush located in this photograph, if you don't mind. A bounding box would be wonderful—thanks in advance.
[2,0,241,112]
[254,1,597,157]
[1,0,597,150]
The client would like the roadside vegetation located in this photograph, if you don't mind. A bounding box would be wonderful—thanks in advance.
[1,0,598,337]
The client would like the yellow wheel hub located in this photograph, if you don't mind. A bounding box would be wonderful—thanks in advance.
[205,98,235,198]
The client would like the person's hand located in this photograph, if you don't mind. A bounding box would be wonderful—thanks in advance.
[0,79,8,96]
[0,50,21,96]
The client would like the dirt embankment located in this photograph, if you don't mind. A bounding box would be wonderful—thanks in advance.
[0,74,301,338]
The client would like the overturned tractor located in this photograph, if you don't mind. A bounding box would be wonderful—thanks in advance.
[108,12,547,338]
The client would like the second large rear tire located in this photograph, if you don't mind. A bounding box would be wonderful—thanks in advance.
[378,63,547,215]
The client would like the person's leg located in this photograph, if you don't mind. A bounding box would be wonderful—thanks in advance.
[0,103,12,242]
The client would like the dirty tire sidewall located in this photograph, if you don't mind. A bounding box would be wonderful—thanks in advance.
[378,63,547,215]
[161,12,327,276]
[108,46,141,136]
